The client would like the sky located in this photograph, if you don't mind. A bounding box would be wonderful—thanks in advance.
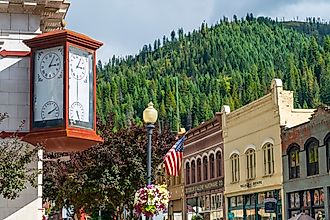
[66,0,330,63]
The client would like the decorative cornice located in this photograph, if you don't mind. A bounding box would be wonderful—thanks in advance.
[23,29,103,50]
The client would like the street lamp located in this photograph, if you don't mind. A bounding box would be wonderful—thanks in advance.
[143,102,158,186]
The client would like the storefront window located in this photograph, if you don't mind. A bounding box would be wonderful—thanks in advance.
[288,188,325,218]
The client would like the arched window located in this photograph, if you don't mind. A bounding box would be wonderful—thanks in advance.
[203,156,208,180]
[231,154,240,182]
[288,145,300,179]
[306,139,319,176]
[216,151,222,177]
[210,154,215,179]
[246,149,256,180]
[326,135,330,172]
[263,143,274,175]
[191,160,196,183]
[197,158,202,182]
[186,162,190,184]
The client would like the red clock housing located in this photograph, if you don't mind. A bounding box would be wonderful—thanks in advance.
[23,30,103,152]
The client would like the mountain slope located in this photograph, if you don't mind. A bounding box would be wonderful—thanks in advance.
[96,17,330,130]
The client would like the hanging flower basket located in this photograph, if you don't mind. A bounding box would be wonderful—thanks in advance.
[133,184,170,217]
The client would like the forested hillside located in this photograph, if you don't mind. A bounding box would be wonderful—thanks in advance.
[96,16,330,131]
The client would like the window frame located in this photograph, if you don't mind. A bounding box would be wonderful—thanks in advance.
[203,155,208,180]
[288,144,300,179]
[325,134,330,172]
[210,154,215,179]
[216,151,222,177]
[186,162,190,185]
[246,148,256,180]
[231,153,240,183]
[197,158,202,182]
[191,160,196,183]
[305,138,319,176]
[263,143,274,176]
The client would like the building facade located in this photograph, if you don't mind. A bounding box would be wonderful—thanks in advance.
[0,1,69,219]
[222,79,314,220]
[184,113,224,220]
[281,106,330,220]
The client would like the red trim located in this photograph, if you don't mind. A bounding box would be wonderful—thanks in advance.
[0,50,30,57]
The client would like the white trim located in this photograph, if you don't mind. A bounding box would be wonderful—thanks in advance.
[229,150,240,158]
[244,144,256,154]
[261,138,275,147]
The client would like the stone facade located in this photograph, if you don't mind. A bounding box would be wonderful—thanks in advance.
[282,106,330,220]
[222,79,314,220]
[183,113,224,220]
[0,1,69,219]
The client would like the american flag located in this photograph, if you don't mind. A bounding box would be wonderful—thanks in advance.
[164,136,186,176]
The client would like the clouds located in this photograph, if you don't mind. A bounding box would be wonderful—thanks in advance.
[66,0,330,62]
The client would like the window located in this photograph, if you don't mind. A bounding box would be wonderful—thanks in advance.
[306,139,319,176]
[186,162,190,184]
[246,149,256,179]
[231,154,240,182]
[197,158,202,182]
[191,160,196,183]
[216,151,222,177]
[203,156,208,180]
[288,145,300,179]
[210,154,215,179]
[326,135,330,172]
[263,143,274,175]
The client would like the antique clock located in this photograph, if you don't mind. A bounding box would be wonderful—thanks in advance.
[23,30,103,152]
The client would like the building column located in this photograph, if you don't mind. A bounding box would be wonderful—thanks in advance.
[324,186,329,220]
[300,151,307,178]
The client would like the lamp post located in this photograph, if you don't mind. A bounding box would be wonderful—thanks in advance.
[143,102,158,186]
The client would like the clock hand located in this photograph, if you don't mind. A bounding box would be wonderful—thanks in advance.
[76,58,81,69]
[48,107,57,114]
[76,111,80,120]
[49,55,55,68]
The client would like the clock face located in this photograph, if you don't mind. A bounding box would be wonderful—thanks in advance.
[41,101,60,120]
[68,46,94,129]
[40,52,61,79]
[70,53,87,80]
[69,102,85,121]
[33,46,64,128]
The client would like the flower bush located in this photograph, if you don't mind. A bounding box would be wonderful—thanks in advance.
[133,184,170,217]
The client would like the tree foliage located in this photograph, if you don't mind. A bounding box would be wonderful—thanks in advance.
[96,16,330,130]
[0,113,39,199]
[43,117,176,218]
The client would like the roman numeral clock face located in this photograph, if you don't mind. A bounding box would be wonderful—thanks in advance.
[33,46,64,128]
[68,46,94,129]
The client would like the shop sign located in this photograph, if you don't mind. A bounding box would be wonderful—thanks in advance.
[240,180,262,188]
[264,198,277,213]
[185,179,224,194]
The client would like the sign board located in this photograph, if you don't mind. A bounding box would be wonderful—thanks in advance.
[185,178,224,194]
[264,198,277,213]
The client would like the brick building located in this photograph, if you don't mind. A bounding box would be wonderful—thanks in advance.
[184,113,224,220]
[281,106,330,219]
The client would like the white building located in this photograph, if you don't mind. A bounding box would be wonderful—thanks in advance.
[0,1,70,219]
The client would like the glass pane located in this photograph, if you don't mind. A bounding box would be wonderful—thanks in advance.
[319,189,325,205]
[314,190,320,206]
